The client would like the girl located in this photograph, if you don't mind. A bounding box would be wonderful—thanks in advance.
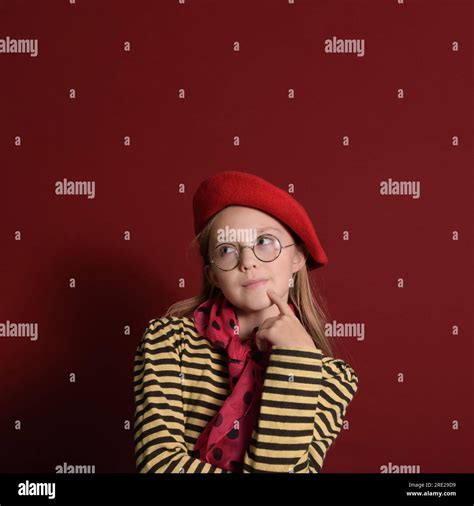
[133,171,358,473]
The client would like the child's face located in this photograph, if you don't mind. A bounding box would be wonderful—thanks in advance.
[204,206,307,314]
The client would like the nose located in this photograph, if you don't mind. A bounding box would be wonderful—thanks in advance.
[238,245,257,271]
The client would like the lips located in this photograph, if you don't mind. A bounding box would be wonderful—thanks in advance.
[242,278,268,288]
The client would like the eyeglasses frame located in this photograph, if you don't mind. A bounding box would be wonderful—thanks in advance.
[208,233,296,271]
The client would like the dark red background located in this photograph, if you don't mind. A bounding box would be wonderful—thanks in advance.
[0,0,472,473]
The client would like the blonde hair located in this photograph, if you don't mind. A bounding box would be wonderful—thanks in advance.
[164,211,335,357]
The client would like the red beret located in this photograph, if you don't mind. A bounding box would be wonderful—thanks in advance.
[192,171,328,270]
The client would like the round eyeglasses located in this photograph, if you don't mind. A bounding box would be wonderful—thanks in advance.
[209,233,295,271]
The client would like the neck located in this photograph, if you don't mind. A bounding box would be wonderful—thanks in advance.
[235,304,281,341]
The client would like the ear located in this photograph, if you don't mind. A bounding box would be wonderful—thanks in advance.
[292,244,308,275]
[204,264,220,289]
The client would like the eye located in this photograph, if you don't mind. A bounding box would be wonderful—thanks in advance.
[216,244,237,257]
[256,235,275,247]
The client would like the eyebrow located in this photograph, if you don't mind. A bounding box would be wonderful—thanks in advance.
[256,227,282,233]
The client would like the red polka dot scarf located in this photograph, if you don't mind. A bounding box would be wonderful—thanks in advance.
[192,291,296,473]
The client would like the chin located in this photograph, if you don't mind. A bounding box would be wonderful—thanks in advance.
[236,294,271,313]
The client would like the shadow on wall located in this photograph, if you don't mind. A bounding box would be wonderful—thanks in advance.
[0,240,191,473]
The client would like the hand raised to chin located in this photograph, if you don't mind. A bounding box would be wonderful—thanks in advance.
[254,289,317,351]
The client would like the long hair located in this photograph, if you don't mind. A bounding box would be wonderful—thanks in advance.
[164,212,335,357]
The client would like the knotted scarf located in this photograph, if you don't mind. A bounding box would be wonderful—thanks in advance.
[191,291,296,473]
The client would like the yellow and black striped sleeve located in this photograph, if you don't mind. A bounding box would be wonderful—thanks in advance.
[133,319,226,473]
[243,346,358,473]
[307,357,358,473]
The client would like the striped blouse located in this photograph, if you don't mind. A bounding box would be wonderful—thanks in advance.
[133,315,358,473]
